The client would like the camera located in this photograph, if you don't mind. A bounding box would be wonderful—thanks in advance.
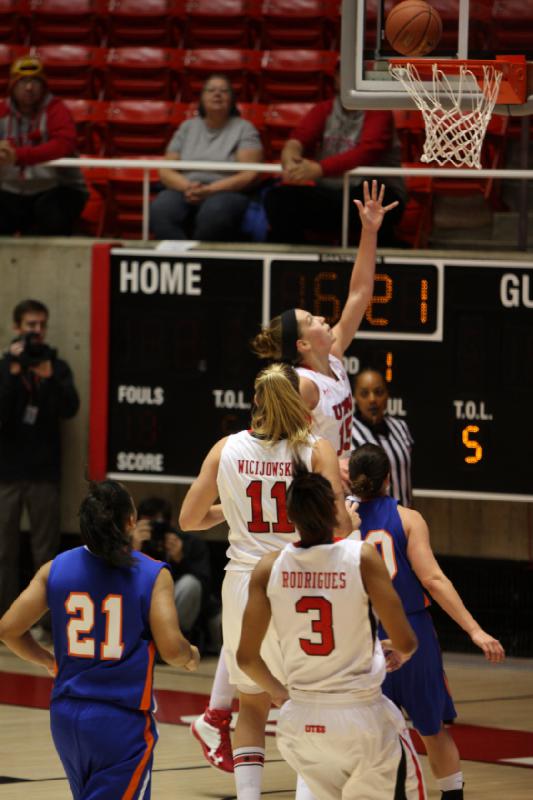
[10,333,57,370]
[141,519,168,559]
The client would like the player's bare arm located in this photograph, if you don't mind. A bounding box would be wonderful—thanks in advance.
[331,180,399,359]
[312,438,353,535]
[236,554,288,708]
[179,438,228,530]
[399,505,505,663]
[149,568,200,670]
[0,562,56,675]
[360,542,417,659]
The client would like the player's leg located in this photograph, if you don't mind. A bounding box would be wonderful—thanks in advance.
[191,648,235,772]
[419,728,463,799]
[52,699,158,799]
[341,697,426,800]
[276,699,343,800]
[191,569,237,772]
[233,689,271,800]
[381,610,461,796]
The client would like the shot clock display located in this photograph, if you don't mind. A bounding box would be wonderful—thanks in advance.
[89,249,533,500]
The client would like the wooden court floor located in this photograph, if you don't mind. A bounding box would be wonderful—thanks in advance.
[0,647,531,799]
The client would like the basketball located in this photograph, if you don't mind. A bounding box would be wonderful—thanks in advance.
[385,0,442,57]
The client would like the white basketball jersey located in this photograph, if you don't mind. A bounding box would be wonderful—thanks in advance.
[297,355,353,456]
[267,539,385,693]
[218,430,315,570]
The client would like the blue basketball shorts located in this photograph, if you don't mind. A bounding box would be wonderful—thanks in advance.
[379,609,457,737]
[50,697,158,799]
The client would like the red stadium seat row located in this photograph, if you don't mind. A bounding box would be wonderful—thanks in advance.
[64,98,314,160]
[0,0,341,49]
[0,44,337,102]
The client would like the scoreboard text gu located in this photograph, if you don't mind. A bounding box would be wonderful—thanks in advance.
[90,249,533,501]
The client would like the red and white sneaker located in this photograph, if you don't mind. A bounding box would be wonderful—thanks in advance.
[191,707,234,773]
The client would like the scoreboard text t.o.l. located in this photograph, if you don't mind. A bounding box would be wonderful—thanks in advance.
[89,247,533,501]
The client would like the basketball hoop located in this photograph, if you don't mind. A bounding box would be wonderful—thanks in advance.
[389,61,503,168]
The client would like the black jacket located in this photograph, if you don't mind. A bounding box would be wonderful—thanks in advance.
[0,354,79,481]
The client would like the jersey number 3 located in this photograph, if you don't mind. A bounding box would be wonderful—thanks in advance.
[296,597,335,656]
[65,593,124,660]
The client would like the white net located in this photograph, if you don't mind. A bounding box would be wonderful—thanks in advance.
[389,62,503,169]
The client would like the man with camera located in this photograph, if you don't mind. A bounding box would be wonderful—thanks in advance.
[0,299,79,619]
[133,496,221,653]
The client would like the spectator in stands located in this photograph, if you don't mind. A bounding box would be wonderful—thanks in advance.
[133,496,221,652]
[0,299,79,621]
[150,73,263,242]
[0,55,88,236]
[265,68,407,247]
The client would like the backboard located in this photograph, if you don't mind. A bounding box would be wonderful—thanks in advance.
[340,0,533,115]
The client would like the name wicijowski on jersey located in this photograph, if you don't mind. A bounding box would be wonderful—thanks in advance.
[237,459,292,477]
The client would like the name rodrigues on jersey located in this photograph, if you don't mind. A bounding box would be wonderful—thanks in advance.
[281,570,347,590]
[119,259,202,295]
[237,459,292,477]
[117,385,164,405]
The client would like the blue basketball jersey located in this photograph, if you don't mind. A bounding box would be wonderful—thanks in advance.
[358,496,430,615]
[48,547,167,711]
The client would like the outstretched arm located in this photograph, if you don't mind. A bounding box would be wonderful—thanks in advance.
[179,438,227,530]
[400,506,505,663]
[0,563,56,676]
[331,180,399,358]
[312,438,353,536]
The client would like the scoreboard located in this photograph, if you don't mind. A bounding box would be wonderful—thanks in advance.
[89,247,533,501]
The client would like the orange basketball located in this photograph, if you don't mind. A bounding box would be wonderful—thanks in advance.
[385,0,442,57]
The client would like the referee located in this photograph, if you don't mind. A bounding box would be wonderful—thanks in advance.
[351,367,414,507]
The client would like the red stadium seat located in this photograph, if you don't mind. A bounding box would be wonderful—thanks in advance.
[181,48,261,102]
[0,0,30,44]
[263,102,313,159]
[491,0,533,55]
[101,167,160,238]
[181,0,260,48]
[63,98,107,154]
[31,44,105,99]
[260,0,339,49]
[0,43,27,94]
[105,99,175,155]
[105,0,175,46]
[104,47,183,100]
[237,101,266,134]
[394,173,433,248]
[258,49,337,103]
[29,0,104,45]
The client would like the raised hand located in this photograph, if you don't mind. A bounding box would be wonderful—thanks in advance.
[353,179,399,233]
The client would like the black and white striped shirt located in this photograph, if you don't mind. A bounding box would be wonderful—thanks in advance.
[351,412,414,507]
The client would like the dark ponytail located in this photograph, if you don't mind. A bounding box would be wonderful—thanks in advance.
[348,444,390,500]
[79,481,135,568]
[287,460,337,547]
